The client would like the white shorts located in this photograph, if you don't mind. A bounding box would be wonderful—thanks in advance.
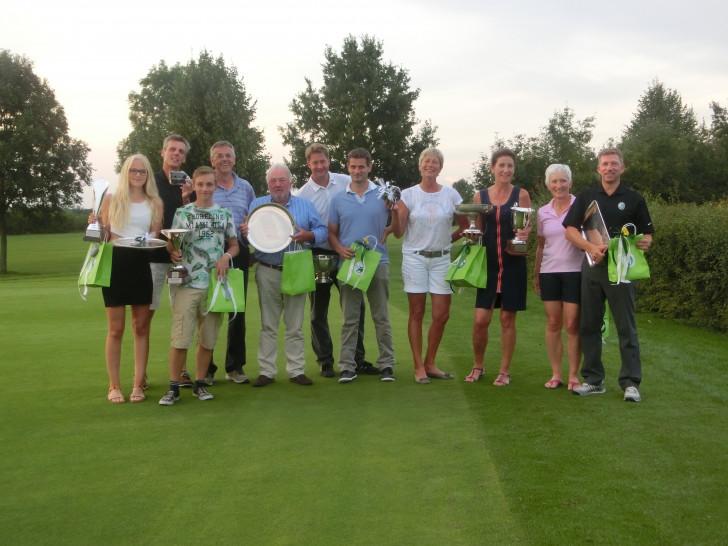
[401,252,452,295]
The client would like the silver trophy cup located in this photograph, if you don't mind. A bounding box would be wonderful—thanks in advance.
[454,203,495,239]
[84,179,110,241]
[507,205,534,255]
[161,229,191,284]
[313,254,337,284]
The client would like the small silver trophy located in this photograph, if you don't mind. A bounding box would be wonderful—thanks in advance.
[376,178,402,204]
[507,204,534,254]
[313,254,337,284]
[84,178,110,241]
[161,228,191,284]
[454,203,494,240]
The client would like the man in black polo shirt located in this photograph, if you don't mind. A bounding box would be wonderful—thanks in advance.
[150,134,194,386]
[563,148,654,402]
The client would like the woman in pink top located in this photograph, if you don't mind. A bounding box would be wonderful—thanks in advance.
[533,164,583,390]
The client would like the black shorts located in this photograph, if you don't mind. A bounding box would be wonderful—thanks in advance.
[539,272,581,304]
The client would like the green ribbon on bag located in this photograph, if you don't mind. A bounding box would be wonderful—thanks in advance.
[607,223,650,284]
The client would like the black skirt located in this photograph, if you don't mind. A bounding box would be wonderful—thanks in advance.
[102,246,153,307]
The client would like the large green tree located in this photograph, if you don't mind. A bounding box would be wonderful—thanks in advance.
[0,50,92,273]
[472,107,596,196]
[280,35,438,187]
[117,51,269,195]
[619,80,712,202]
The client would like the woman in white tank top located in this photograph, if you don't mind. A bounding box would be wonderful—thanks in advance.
[97,155,163,403]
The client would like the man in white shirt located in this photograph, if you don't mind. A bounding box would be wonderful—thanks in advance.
[297,143,378,378]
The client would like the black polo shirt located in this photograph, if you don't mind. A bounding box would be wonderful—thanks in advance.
[563,182,654,238]
[150,170,185,263]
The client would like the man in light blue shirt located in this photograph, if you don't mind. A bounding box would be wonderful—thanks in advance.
[243,163,327,387]
[328,148,396,383]
[206,141,256,386]
[297,143,377,379]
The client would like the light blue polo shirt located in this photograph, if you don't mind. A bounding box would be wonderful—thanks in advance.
[328,180,389,264]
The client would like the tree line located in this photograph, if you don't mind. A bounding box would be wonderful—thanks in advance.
[2,38,727,273]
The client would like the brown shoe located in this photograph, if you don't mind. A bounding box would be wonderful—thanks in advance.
[290,374,313,386]
[253,375,275,388]
[179,371,194,388]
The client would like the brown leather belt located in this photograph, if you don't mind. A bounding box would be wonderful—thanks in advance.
[258,261,283,271]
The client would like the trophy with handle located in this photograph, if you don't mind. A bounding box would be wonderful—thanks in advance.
[507,204,534,254]
[84,179,110,241]
[161,229,191,284]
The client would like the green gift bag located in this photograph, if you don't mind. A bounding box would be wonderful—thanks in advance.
[78,242,113,300]
[282,246,316,295]
[205,268,246,318]
[446,244,487,289]
[608,223,650,284]
[336,240,382,292]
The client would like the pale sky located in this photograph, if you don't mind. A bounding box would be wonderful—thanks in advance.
[3,0,727,207]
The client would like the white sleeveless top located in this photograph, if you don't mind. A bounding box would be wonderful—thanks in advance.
[112,201,153,238]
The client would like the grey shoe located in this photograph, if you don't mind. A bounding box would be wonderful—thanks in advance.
[381,367,395,382]
[159,390,180,406]
[203,371,215,386]
[338,370,357,383]
[225,370,250,384]
[572,382,606,396]
[624,386,641,402]
[193,386,214,401]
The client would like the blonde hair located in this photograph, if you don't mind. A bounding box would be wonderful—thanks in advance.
[109,154,160,229]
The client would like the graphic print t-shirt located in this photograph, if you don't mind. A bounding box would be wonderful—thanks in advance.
[172,204,236,289]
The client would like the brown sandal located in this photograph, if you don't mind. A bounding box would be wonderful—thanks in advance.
[130,387,146,403]
[464,367,484,383]
[108,387,125,403]
[493,373,511,386]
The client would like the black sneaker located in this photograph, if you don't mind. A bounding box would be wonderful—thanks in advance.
[381,367,395,382]
[159,390,180,406]
[338,370,358,384]
[320,364,335,378]
[356,361,381,375]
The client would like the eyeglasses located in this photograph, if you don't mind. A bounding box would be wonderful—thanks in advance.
[129,168,147,176]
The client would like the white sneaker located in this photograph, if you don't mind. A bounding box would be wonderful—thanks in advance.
[572,382,606,396]
[226,371,250,384]
[624,386,641,402]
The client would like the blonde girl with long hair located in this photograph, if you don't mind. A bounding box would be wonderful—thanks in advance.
[97,154,163,403]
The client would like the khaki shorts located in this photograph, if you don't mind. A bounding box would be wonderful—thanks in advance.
[170,286,222,350]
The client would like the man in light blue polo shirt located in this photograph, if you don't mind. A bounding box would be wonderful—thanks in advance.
[242,163,328,387]
[206,141,256,385]
[297,142,378,379]
[328,148,396,383]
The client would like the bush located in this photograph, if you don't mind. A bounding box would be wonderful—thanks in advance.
[6,208,89,235]
[637,198,728,331]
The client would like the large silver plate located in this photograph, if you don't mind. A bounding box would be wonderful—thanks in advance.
[113,237,166,249]
[247,203,294,253]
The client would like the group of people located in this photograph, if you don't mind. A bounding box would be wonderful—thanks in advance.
[93,133,654,406]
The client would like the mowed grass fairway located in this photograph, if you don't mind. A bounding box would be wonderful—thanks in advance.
[1,233,727,545]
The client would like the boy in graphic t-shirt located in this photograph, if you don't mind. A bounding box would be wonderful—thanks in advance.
[159,166,238,406]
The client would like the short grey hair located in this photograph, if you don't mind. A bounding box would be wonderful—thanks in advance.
[266,162,292,181]
[210,141,236,159]
[545,163,572,183]
[419,147,444,168]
